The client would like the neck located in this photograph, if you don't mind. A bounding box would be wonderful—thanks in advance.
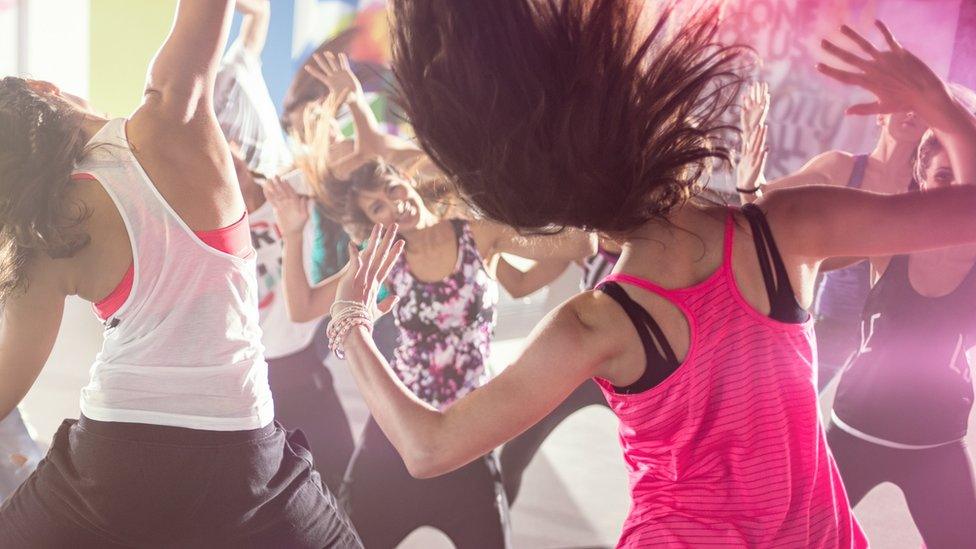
[618,201,708,252]
[869,132,917,184]
[400,210,447,251]
[79,114,111,143]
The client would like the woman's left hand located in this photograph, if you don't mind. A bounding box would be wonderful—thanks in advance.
[336,224,405,320]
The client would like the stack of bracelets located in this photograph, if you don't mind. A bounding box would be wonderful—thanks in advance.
[327,300,373,359]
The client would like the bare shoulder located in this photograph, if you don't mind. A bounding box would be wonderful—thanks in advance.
[801,150,857,185]
[559,290,633,354]
[467,218,504,255]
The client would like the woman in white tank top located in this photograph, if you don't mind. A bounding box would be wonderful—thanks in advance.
[0,1,360,546]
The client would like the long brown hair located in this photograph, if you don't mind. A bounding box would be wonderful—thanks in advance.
[390,0,746,233]
[0,77,91,302]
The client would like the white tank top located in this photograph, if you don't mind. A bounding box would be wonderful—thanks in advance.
[75,118,274,431]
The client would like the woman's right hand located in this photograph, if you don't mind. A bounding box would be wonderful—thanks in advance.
[817,21,960,131]
[264,176,310,237]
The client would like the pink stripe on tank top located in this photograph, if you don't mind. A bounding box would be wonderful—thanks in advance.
[596,210,866,548]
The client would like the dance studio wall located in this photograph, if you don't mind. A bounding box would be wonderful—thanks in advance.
[721,0,970,179]
[0,0,89,98]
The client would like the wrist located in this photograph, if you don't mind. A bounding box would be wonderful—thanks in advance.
[345,325,372,350]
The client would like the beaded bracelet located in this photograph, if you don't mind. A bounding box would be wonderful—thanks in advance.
[329,318,371,359]
[327,301,373,359]
[326,303,370,342]
[326,313,369,349]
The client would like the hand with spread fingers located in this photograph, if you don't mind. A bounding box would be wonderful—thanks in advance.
[817,20,959,131]
[736,81,770,197]
[336,224,404,321]
[305,51,363,106]
[264,176,310,237]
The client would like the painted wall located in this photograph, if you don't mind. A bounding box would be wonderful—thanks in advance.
[721,0,965,180]
[89,0,175,116]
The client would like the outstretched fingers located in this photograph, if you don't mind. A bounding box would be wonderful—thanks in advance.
[367,224,399,286]
[821,39,871,70]
[816,62,866,86]
[840,25,881,58]
[356,225,382,289]
[875,20,902,51]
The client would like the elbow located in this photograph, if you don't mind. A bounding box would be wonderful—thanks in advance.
[403,448,452,479]
[399,433,457,479]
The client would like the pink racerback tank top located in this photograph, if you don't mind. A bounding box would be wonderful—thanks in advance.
[596,211,867,548]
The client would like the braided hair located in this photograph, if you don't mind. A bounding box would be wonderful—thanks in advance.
[0,77,91,302]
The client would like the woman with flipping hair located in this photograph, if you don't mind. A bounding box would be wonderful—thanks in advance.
[324,1,976,546]
[0,1,360,546]
[825,87,976,547]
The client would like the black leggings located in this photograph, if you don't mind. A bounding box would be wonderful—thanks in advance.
[271,313,400,493]
[827,423,976,548]
[340,419,510,548]
[499,380,608,503]
[268,343,354,494]
[0,417,362,548]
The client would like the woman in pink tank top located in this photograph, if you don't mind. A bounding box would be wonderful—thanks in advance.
[331,5,976,549]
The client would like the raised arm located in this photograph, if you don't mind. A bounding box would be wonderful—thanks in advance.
[264,177,345,322]
[233,0,271,57]
[471,221,597,263]
[305,52,427,176]
[0,259,65,421]
[766,21,976,264]
[143,0,236,122]
[335,226,619,477]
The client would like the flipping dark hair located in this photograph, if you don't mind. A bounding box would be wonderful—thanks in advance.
[390,0,746,233]
[0,77,90,302]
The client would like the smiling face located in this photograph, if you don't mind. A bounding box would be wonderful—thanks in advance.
[353,175,427,232]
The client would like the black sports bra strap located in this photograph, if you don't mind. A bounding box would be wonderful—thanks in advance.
[597,281,680,393]
[741,204,806,323]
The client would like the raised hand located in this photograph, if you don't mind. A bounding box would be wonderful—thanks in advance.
[741,81,769,133]
[264,176,310,237]
[817,21,958,131]
[305,52,363,105]
[736,82,769,194]
[336,224,405,319]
